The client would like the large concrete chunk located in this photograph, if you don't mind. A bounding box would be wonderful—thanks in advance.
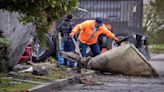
[88,44,157,77]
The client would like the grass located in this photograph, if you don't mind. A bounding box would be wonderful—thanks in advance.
[0,57,83,91]
[0,67,73,92]
[21,67,71,81]
[48,68,69,80]
[148,44,164,53]
[0,79,35,92]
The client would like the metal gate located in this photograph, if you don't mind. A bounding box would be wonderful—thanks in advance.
[73,0,143,35]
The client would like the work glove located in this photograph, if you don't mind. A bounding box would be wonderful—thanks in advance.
[113,36,119,42]
[115,36,128,46]
[70,32,74,38]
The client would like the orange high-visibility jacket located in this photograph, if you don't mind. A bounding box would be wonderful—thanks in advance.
[71,20,115,45]
[105,24,112,30]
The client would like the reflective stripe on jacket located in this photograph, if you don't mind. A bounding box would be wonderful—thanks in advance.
[71,20,115,45]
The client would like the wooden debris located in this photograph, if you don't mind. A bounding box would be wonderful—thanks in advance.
[1,77,48,85]
[8,72,52,81]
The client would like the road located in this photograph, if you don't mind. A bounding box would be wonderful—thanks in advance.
[57,54,164,92]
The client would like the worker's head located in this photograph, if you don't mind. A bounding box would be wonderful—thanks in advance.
[65,14,73,21]
[95,17,103,28]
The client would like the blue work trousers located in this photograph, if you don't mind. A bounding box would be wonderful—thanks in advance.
[57,39,78,67]
[79,42,100,57]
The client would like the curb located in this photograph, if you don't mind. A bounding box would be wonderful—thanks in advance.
[28,71,95,92]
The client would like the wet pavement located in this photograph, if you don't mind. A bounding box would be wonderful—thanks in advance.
[57,54,164,92]
[149,54,164,77]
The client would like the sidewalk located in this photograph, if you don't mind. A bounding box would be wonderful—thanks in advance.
[149,54,164,77]
[150,54,164,61]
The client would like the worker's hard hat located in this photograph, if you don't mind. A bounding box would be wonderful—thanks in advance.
[95,17,103,26]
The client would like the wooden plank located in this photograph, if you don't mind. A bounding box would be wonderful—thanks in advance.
[1,77,48,84]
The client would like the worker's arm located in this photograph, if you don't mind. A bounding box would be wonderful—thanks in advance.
[102,26,119,42]
[70,24,81,37]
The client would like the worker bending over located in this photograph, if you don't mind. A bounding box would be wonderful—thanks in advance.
[70,17,119,57]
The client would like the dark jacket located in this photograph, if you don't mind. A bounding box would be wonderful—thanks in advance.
[58,20,73,40]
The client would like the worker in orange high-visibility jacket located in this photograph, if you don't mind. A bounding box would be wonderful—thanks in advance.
[98,23,113,51]
[70,17,119,57]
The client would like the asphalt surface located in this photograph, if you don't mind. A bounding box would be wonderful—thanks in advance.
[57,54,164,92]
